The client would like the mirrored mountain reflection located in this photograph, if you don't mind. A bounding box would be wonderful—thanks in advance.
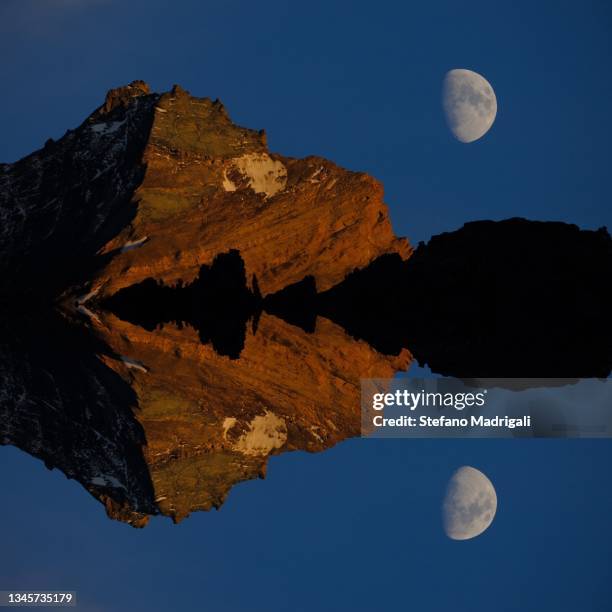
[102,250,259,359]
[319,218,612,378]
[105,219,612,378]
[0,312,157,525]
[0,79,414,528]
[95,311,409,526]
[1,307,409,527]
[1,82,611,528]
[1,218,611,527]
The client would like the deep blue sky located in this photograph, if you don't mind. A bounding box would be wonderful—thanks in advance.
[1,0,611,242]
[1,1,611,611]
[2,439,612,612]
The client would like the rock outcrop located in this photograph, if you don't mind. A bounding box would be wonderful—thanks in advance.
[318,218,612,377]
[96,311,410,524]
[0,312,156,528]
[0,308,410,527]
[0,80,410,303]
[2,82,611,528]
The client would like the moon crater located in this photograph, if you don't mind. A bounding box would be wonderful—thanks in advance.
[443,466,497,540]
[443,68,497,143]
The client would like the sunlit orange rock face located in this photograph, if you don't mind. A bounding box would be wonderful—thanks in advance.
[0,80,414,527]
[84,83,413,525]
[95,313,411,526]
[87,81,411,298]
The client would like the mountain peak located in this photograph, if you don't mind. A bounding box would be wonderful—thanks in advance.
[100,79,151,115]
[0,81,410,301]
[170,83,190,97]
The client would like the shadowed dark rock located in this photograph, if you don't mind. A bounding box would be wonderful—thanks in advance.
[1,81,610,528]
[319,218,612,378]
[0,312,156,527]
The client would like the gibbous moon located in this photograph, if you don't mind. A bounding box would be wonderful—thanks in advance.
[442,69,497,143]
[443,466,497,540]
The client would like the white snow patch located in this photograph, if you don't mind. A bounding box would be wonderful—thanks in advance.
[76,286,102,322]
[222,173,236,192]
[90,120,125,135]
[310,426,324,443]
[90,474,126,489]
[77,285,101,305]
[120,236,149,252]
[120,356,149,373]
[77,304,101,323]
[222,153,287,199]
[92,164,114,180]
[222,417,237,438]
[233,410,287,456]
[308,166,324,183]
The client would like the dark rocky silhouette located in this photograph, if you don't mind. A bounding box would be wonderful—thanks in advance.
[1,81,611,527]
[319,218,612,378]
[103,219,612,378]
[0,81,409,305]
[0,311,156,527]
[0,81,156,299]
[102,250,259,359]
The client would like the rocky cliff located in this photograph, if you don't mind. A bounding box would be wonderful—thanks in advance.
[0,80,410,527]
[2,82,611,528]
[96,312,410,524]
[0,308,410,527]
[0,80,410,303]
[318,218,612,377]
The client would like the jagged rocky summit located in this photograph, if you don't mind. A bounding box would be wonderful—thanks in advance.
[0,80,410,303]
[0,308,410,527]
[2,81,611,528]
[0,81,413,526]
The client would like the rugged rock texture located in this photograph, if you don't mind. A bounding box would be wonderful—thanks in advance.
[0,310,410,526]
[0,80,410,302]
[104,217,612,380]
[0,81,411,525]
[2,81,611,528]
[95,311,410,524]
[0,312,156,527]
[0,81,156,299]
